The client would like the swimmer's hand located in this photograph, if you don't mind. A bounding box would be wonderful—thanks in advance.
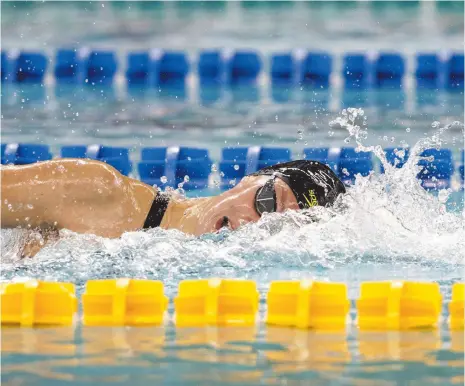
[21,227,59,259]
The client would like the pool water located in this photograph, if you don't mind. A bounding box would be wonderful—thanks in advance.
[1,326,464,385]
[1,2,464,385]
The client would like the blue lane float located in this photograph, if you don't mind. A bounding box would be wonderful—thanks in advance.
[415,54,442,89]
[300,52,332,88]
[86,51,118,85]
[1,144,461,191]
[343,53,370,89]
[157,51,189,87]
[418,148,454,190]
[446,54,464,91]
[220,147,291,187]
[15,52,48,84]
[381,148,410,173]
[198,50,224,85]
[374,53,405,88]
[227,51,262,85]
[270,53,295,84]
[2,50,464,95]
[55,49,82,83]
[1,143,52,165]
[138,147,212,190]
[126,52,152,86]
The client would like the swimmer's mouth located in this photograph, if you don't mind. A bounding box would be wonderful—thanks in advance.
[215,216,231,231]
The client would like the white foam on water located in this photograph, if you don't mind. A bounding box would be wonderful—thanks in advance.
[1,110,464,287]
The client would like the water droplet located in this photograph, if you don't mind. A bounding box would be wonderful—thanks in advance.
[183,175,190,183]
[220,172,225,177]
[160,176,168,184]
[342,168,350,176]
[26,204,34,209]
[234,164,240,171]
[25,217,30,222]
[211,164,218,172]
[406,127,411,133]
[229,179,236,186]
[97,189,102,194]
[431,121,440,128]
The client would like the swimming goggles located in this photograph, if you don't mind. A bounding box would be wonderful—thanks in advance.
[254,177,277,216]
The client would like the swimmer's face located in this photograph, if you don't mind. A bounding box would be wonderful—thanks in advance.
[195,175,300,235]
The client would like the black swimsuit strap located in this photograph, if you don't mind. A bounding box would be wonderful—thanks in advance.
[143,193,170,229]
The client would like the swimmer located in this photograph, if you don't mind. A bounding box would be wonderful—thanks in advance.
[1,158,346,257]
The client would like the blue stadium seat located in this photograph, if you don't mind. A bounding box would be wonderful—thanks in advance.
[156,51,189,86]
[380,147,410,173]
[374,53,405,88]
[415,54,442,89]
[86,51,117,85]
[55,49,81,82]
[1,143,52,164]
[446,53,464,91]
[60,145,132,175]
[227,51,262,85]
[417,148,454,190]
[342,54,369,89]
[300,52,332,88]
[126,52,152,85]
[198,50,224,84]
[220,146,291,187]
[139,147,211,190]
[15,52,48,83]
[270,53,295,84]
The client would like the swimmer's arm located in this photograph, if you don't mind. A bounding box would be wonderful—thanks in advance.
[1,159,127,230]
[1,159,157,238]
[21,226,60,258]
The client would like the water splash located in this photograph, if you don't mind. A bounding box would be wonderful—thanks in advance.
[1,110,464,294]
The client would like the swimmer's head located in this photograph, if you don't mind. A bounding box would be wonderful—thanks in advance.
[249,159,346,210]
[194,160,346,235]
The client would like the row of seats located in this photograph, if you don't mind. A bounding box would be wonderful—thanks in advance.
[2,50,464,90]
[2,144,463,191]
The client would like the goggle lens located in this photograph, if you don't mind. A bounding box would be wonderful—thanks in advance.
[254,178,277,216]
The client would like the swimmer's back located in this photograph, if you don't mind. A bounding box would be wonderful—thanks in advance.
[1,158,156,238]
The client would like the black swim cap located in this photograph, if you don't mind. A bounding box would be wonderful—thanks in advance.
[250,160,346,209]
